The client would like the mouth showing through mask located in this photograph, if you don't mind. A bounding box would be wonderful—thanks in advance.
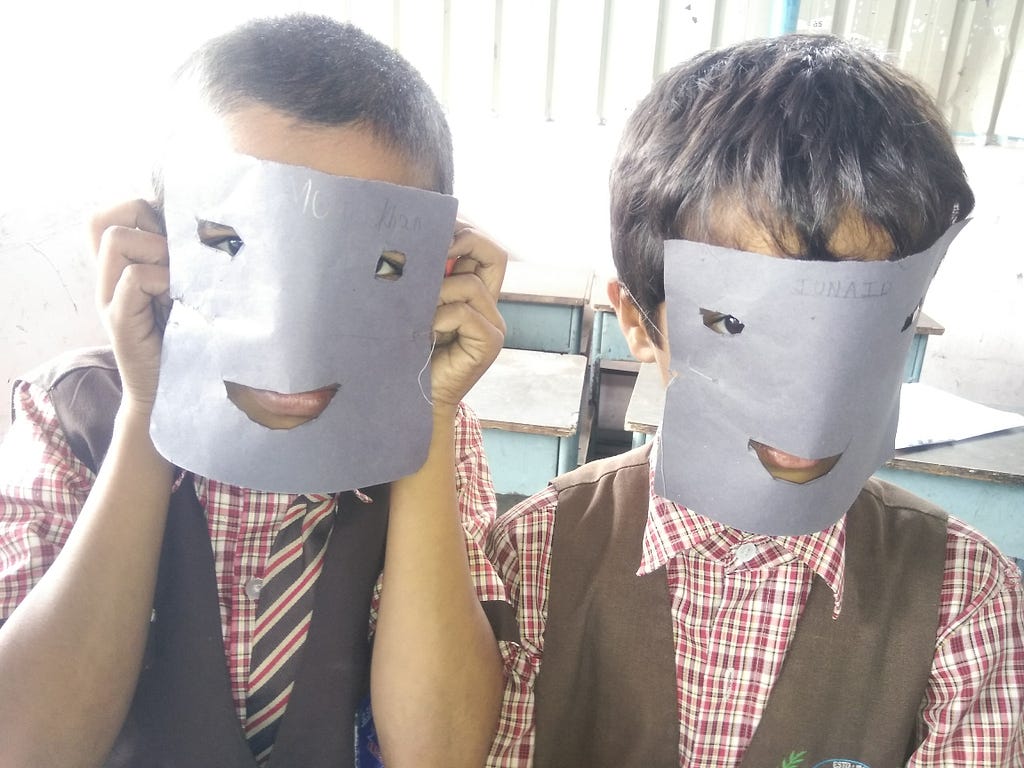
[224,381,340,430]
[748,439,842,484]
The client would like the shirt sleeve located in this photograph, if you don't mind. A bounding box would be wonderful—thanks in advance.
[0,379,95,620]
[909,517,1024,767]
[452,402,506,604]
[367,401,510,632]
[484,485,558,768]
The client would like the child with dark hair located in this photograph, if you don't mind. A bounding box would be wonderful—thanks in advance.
[487,34,1022,767]
[0,15,511,768]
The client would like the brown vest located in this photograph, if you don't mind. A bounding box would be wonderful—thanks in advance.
[27,348,388,768]
[534,445,947,768]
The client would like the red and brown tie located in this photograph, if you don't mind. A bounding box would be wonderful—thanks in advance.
[244,493,337,764]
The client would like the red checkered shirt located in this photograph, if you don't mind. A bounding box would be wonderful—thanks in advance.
[0,378,506,722]
[486,440,1024,767]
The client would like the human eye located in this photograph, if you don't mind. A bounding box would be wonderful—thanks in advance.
[699,308,745,335]
[196,219,244,257]
[374,250,406,281]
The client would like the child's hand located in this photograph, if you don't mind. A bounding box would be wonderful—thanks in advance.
[429,219,507,414]
[89,199,170,416]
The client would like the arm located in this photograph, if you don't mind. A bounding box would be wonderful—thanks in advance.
[908,526,1024,767]
[0,201,174,768]
[371,222,507,767]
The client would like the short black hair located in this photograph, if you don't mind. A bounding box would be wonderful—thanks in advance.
[168,14,452,194]
[610,33,974,338]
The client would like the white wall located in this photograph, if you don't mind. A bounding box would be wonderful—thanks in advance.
[917,145,1024,412]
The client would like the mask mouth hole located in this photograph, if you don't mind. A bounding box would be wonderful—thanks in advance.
[375,250,406,280]
[223,380,340,430]
[748,439,843,484]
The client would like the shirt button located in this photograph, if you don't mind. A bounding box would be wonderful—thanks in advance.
[245,577,263,601]
[734,542,758,565]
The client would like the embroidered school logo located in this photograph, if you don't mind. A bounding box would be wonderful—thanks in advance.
[778,752,806,768]
[773,753,871,768]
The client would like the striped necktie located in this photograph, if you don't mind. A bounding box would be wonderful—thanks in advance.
[245,493,338,764]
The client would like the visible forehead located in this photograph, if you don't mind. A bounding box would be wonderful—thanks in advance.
[184,103,436,191]
[701,204,894,263]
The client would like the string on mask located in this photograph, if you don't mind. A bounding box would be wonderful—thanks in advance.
[617,281,669,347]
[655,429,668,491]
[417,332,440,406]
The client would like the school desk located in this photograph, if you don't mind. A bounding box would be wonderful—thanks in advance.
[875,428,1024,558]
[904,312,944,382]
[498,262,594,354]
[591,294,633,362]
[464,347,589,495]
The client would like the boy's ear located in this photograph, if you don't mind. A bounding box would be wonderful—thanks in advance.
[606,279,659,363]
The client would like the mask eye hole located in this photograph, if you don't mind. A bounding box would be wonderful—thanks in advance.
[197,220,244,257]
[700,308,745,335]
[375,250,406,280]
[901,301,922,333]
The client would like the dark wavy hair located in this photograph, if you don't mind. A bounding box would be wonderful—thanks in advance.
[610,33,974,340]
[158,14,452,197]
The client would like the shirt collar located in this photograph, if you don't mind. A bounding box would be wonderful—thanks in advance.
[639,434,848,617]
[190,475,375,506]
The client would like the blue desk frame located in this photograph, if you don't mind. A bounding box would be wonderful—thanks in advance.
[499,301,584,354]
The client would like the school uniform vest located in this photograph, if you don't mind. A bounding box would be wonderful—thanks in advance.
[533,445,948,768]
[28,347,388,768]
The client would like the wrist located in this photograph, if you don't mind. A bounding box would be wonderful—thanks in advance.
[392,410,458,492]
[113,400,165,455]
[117,395,156,424]
[431,402,460,430]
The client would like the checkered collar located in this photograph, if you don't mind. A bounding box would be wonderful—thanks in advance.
[638,433,848,617]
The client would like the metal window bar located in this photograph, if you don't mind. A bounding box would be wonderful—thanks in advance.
[596,0,614,125]
[545,0,559,121]
[427,0,1020,142]
[492,0,504,115]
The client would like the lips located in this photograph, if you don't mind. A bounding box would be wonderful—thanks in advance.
[242,385,338,417]
[748,439,842,484]
[224,381,339,429]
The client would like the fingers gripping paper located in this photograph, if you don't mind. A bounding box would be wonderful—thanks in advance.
[655,222,967,535]
[152,152,458,493]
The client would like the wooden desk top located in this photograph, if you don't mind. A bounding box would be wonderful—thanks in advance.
[916,311,944,336]
[624,362,664,435]
[464,348,588,437]
[889,427,1024,484]
[499,262,594,306]
[624,364,1023,485]
[591,274,616,313]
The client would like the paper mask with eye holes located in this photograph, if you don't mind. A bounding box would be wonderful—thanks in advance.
[151,151,458,493]
[655,221,967,535]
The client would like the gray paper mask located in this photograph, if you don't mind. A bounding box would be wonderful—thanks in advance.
[655,222,966,534]
[152,151,458,493]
